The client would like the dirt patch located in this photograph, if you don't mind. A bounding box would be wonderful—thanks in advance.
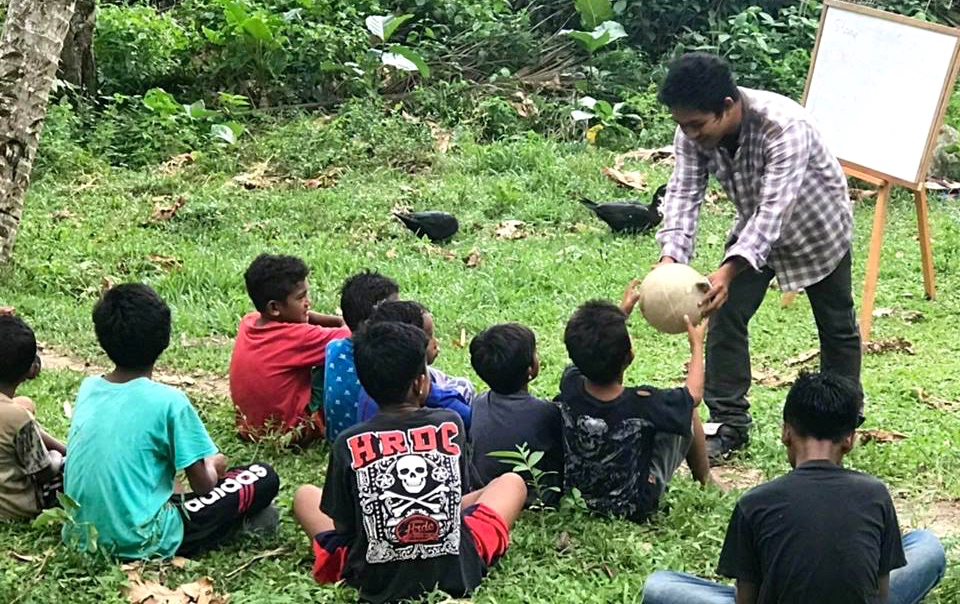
[712,465,765,491]
[895,496,960,539]
[38,342,230,400]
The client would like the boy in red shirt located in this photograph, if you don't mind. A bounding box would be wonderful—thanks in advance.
[229,254,349,445]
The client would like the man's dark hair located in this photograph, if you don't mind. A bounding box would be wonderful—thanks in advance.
[367,300,426,330]
[470,323,536,395]
[658,52,741,115]
[340,270,399,331]
[564,300,631,385]
[93,283,171,370]
[783,372,863,442]
[354,321,428,408]
[244,254,309,313]
[0,316,37,385]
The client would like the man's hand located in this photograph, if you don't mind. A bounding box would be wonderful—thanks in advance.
[0,307,14,316]
[619,278,642,316]
[700,257,747,316]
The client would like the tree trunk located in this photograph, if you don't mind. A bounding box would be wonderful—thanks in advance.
[0,0,76,263]
[59,0,96,93]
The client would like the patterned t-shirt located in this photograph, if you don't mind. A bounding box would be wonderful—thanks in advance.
[323,337,362,442]
[321,408,485,604]
[556,366,693,520]
[0,395,51,520]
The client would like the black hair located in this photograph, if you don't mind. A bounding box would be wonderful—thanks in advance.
[658,52,741,115]
[0,315,37,385]
[244,254,309,313]
[783,372,863,442]
[354,321,428,408]
[470,323,536,394]
[340,270,400,331]
[367,300,427,330]
[564,300,631,385]
[93,283,171,370]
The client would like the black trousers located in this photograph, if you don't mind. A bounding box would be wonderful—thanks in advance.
[704,251,862,430]
[173,462,279,557]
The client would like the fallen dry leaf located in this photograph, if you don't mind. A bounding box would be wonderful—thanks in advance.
[171,557,189,570]
[849,188,877,202]
[602,166,646,191]
[614,146,674,167]
[910,388,960,412]
[494,220,527,240]
[864,338,915,355]
[901,310,925,323]
[464,249,482,268]
[705,189,728,204]
[125,571,227,604]
[147,254,183,271]
[304,166,344,189]
[426,121,452,153]
[101,276,116,294]
[925,178,960,192]
[51,208,76,221]
[385,248,398,260]
[872,307,895,318]
[232,162,278,190]
[10,551,36,563]
[779,291,799,309]
[509,91,538,118]
[785,348,819,367]
[160,152,197,176]
[555,531,571,552]
[150,196,187,222]
[752,367,796,388]
[859,429,907,444]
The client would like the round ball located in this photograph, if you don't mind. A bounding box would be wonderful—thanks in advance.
[638,263,710,334]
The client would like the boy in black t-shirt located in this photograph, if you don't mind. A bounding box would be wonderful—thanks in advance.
[293,321,527,604]
[468,323,563,505]
[556,281,714,521]
[643,372,946,604]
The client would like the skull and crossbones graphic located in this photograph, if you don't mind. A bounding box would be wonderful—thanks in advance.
[379,454,451,523]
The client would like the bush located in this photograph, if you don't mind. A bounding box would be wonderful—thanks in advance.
[95,4,190,93]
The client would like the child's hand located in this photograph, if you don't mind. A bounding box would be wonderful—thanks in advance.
[619,278,642,315]
[685,314,706,348]
[212,453,228,478]
[0,306,14,316]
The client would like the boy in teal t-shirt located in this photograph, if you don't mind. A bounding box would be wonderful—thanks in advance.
[64,284,280,559]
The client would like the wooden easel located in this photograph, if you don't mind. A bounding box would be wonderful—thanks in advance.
[846,166,936,340]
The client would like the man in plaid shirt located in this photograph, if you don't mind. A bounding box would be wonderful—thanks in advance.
[655,53,862,460]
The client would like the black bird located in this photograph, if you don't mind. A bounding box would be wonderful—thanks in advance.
[580,184,667,233]
[394,211,459,242]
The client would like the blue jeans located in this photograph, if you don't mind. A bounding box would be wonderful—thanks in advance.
[643,530,946,604]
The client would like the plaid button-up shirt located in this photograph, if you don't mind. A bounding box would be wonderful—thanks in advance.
[656,88,852,292]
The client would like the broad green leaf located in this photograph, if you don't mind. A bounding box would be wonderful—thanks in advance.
[571,110,595,121]
[366,14,414,43]
[595,20,627,43]
[486,450,525,460]
[58,492,80,514]
[242,16,273,42]
[226,121,246,139]
[579,96,598,109]
[184,100,218,120]
[613,0,627,14]
[527,450,544,467]
[575,0,614,30]
[567,29,611,53]
[211,123,237,144]
[202,26,224,44]
[31,508,69,529]
[142,88,179,116]
[382,46,430,78]
[222,0,248,27]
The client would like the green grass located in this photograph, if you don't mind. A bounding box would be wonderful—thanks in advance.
[3,117,960,602]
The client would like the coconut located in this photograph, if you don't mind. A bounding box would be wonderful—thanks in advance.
[638,263,711,334]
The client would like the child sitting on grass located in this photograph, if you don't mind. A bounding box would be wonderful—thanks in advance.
[64,284,280,559]
[230,253,349,445]
[356,301,472,428]
[293,321,526,603]
[0,314,66,520]
[556,281,713,521]
[323,270,399,442]
[643,372,946,604]
[468,323,563,505]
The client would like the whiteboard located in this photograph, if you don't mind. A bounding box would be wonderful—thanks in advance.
[804,1,960,186]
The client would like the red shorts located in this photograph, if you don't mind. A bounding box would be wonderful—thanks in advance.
[311,503,510,583]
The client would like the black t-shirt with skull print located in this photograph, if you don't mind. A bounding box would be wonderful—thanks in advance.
[321,407,486,604]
